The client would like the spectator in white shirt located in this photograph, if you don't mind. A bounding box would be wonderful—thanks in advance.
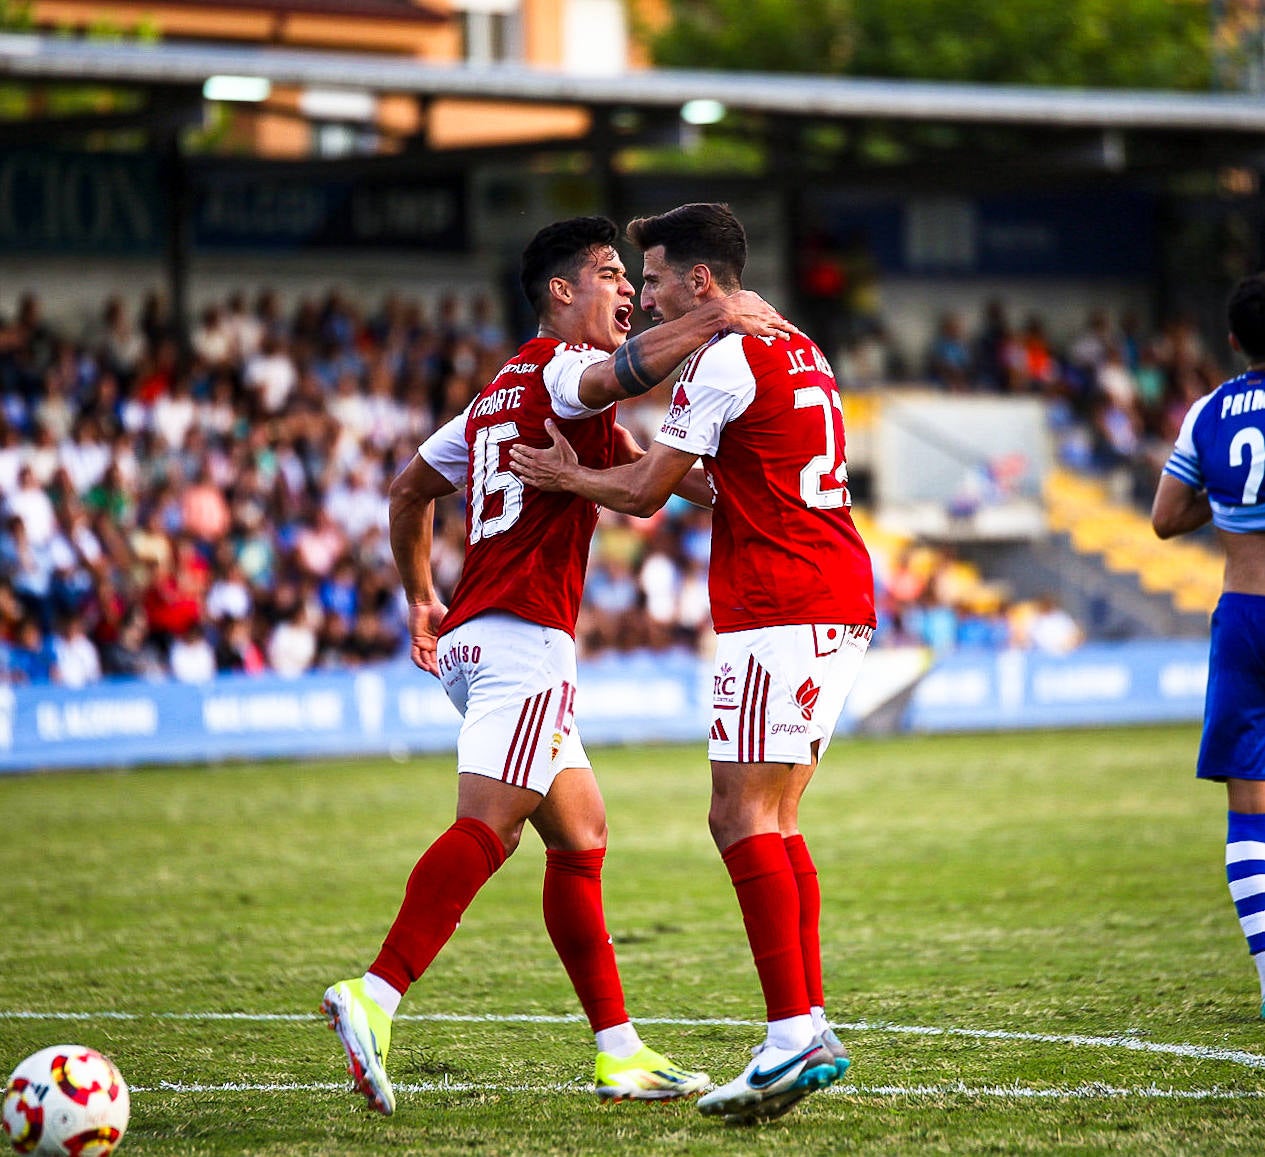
[267,602,317,677]
[51,612,102,688]
[243,334,298,416]
[7,465,55,547]
[169,622,217,684]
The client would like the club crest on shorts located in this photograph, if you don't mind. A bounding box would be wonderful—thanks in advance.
[713,662,738,704]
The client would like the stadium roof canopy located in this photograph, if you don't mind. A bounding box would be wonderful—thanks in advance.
[2,32,1265,172]
[4,32,1261,331]
[0,33,1263,131]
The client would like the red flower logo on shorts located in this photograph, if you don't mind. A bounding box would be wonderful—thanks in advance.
[795,677,819,720]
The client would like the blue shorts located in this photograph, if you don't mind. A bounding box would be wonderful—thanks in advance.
[1198,592,1265,781]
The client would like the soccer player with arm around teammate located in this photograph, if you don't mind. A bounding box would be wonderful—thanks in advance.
[321,214,794,1115]
[511,202,876,1122]
[1153,271,1265,1018]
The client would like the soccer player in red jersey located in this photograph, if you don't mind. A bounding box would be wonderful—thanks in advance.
[511,203,877,1123]
[322,215,793,1115]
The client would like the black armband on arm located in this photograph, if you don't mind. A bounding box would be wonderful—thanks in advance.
[612,338,658,397]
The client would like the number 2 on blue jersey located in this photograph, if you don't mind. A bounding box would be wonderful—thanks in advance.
[1230,425,1265,504]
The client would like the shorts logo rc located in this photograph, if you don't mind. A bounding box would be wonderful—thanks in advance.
[714,662,737,702]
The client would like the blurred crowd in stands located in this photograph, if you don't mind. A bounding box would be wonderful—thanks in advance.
[842,298,1224,502]
[0,283,1205,686]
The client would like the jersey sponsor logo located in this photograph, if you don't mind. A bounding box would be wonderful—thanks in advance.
[795,677,820,721]
[661,384,692,437]
[438,643,483,676]
[771,721,808,735]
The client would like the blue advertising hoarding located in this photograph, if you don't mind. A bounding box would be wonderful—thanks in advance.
[0,640,1207,774]
[903,640,1207,732]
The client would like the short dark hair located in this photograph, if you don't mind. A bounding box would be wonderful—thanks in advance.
[1229,273,1265,362]
[520,216,619,319]
[625,202,747,291]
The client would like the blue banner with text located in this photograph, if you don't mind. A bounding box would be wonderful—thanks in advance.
[0,641,1207,774]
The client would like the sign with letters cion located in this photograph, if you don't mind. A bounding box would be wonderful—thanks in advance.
[0,150,165,253]
[0,151,468,255]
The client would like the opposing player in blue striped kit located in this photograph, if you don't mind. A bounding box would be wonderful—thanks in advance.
[1153,271,1265,1017]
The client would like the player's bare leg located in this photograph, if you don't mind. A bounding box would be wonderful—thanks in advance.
[1225,778,1265,1017]
[531,765,708,1101]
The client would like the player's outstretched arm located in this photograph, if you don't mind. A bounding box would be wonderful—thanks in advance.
[1151,472,1211,539]
[611,422,710,506]
[511,418,698,517]
[388,453,457,674]
[576,290,795,410]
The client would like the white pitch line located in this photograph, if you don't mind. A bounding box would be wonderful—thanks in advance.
[4,1010,1265,1071]
[127,1079,1265,1102]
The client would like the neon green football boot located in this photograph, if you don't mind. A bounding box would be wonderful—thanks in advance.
[594,1045,709,1102]
[322,977,395,1116]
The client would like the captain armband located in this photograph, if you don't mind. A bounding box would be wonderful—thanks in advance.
[612,339,658,397]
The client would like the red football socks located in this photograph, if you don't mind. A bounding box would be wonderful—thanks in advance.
[543,847,629,1033]
[784,833,825,1010]
[722,832,810,1022]
[370,816,506,994]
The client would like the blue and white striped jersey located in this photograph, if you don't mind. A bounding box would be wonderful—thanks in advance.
[1164,371,1265,533]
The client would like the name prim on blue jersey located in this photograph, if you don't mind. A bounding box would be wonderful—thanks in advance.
[1164,371,1265,533]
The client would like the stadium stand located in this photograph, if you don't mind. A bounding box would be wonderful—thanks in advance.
[0,283,1227,687]
[1045,466,1221,618]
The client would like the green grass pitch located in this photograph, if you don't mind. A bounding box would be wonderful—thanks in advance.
[2,723,1263,1155]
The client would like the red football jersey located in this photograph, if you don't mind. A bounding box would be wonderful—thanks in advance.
[656,331,875,633]
[420,337,616,638]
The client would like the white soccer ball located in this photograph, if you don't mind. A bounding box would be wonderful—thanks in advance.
[2,1046,129,1156]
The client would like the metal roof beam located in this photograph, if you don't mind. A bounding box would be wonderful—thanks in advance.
[2,35,1265,134]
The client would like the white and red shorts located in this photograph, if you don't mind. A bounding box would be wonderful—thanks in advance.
[438,612,589,795]
[708,623,872,765]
